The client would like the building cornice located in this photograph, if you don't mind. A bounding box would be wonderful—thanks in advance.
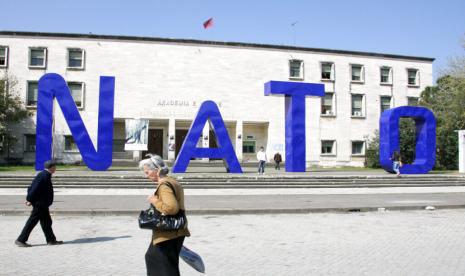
[0,30,435,62]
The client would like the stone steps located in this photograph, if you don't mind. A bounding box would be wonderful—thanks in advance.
[1,175,464,189]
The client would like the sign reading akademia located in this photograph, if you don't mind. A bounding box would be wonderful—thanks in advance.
[35,74,436,174]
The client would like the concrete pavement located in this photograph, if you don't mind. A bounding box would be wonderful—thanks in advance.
[2,186,465,215]
[3,210,465,275]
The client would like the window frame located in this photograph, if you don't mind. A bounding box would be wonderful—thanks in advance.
[67,48,85,70]
[351,140,365,156]
[321,140,336,156]
[321,92,336,116]
[380,96,392,113]
[320,62,334,81]
[66,81,85,109]
[350,64,364,83]
[24,134,36,152]
[28,47,47,69]
[289,59,304,80]
[64,135,79,152]
[0,46,8,68]
[351,93,365,118]
[380,66,392,85]
[26,81,39,107]
[407,68,420,87]
[242,140,256,154]
[407,96,419,106]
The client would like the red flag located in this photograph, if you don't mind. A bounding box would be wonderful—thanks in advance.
[203,18,214,29]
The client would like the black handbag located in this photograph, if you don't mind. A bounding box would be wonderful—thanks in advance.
[138,183,187,231]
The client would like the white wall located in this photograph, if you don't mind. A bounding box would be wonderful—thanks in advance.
[0,34,433,166]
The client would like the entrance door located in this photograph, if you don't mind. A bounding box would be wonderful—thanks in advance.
[209,130,221,160]
[175,129,188,158]
[144,129,163,158]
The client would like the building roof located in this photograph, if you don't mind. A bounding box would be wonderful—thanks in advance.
[0,30,435,62]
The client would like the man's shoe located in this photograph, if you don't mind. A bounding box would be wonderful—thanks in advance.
[15,240,32,247]
[47,240,64,245]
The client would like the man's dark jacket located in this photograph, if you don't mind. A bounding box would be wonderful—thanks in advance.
[26,170,54,207]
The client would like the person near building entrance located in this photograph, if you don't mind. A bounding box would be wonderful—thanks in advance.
[273,152,282,170]
[390,151,403,177]
[257,147,267,174]
[16,160,63,247]
[139,154,190,276]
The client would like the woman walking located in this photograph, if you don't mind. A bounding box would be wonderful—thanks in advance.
[139,154,190,276]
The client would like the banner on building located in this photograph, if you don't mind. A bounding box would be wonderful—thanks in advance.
[125,119,149,151]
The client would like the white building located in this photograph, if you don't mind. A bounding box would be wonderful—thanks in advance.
[0,31,433,167]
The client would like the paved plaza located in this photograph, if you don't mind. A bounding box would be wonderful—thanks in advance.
[2,209,465,275]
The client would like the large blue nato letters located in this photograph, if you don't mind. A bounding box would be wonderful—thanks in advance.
[172,100,242,173]
[379,106,436,174]
[35,73,115,171]
[264,81,325,172]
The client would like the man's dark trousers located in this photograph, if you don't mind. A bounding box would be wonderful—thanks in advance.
[17,205,56,243]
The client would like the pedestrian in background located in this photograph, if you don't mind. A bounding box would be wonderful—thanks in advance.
[273,152,282,170]
[257,147,267,174]
[16,160,63,247]
[390,151,403,177]
[139,154,190,276]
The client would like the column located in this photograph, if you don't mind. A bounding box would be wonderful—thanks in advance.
[168,118,176,161]
[460,130,465,173]
[235,120,243,162]
[202,123,210,162]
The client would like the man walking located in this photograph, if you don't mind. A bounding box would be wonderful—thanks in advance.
[256,147,267,174]
[15,160,63,247]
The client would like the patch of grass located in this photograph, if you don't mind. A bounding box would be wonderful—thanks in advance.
[0,165,35,171]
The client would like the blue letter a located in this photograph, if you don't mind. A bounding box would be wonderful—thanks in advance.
[172,101,242,173]
[35,73,115,171]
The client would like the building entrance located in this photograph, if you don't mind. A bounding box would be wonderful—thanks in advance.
[175,129,188,158]
[143,129,163,158]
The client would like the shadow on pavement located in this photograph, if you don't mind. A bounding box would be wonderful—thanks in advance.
[65,235,132,244]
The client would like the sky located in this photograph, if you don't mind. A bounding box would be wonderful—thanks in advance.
[2,0,464,81]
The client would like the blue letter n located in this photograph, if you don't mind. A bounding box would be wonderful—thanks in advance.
[35,73,115,171]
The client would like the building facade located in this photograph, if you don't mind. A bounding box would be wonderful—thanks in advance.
[0,31,434,167]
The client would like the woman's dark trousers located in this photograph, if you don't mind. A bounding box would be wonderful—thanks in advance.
[146,236,185,276]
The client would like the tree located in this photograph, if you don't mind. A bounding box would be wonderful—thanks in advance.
[419,75,465,169]
[366,119,416,168]
[0,74,31,160]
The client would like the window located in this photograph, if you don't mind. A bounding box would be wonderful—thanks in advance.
[321,93,334,115]
[289,60,304,79]
[243,140,256,153]
[407,97,419,106]
[352,141,364,155]
[380,96,392,113]
[68,49,85,69]
[351,94,364,117]
[321,62,334,80]
[67,82,84,108]
[64,135,78,151]
[24,134,36,152]
[29,47,47,68]
[407,69,419,86]
[0,46,8,67]
[27,81,38,106]
[380,67,392,84]
[321,140,335,155]
[351,64,364,82]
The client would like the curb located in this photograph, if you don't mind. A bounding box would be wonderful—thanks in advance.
[2,205,465,216]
